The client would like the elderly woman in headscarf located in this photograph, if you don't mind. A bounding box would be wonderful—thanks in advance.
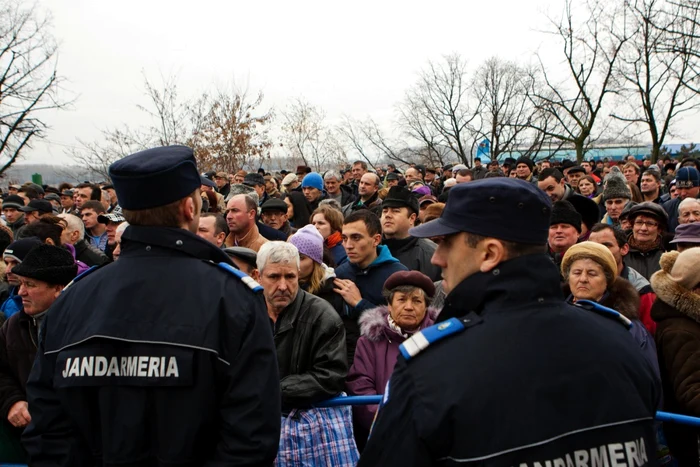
[561,242,659,378]
[346,270,439,444]
[650,249,700,465]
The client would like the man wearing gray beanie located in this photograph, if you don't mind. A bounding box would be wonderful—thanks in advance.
[602,166,632,227]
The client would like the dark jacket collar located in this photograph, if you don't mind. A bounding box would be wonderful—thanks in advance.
[382,235,417,254]
[121,225,234,265]
[274,289,308,335]
[438,254,564,322]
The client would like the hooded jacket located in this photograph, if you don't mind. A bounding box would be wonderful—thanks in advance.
[382,236,441,281]
[651,251,700,465]
[274,289,348,411]
[335,245,408,362]
[346,305,438,433]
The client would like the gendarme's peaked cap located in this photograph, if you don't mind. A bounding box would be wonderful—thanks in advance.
[409,178,552,245]
[109,146,201,210]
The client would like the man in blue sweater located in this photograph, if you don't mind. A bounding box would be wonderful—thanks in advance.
[334,210,407,363]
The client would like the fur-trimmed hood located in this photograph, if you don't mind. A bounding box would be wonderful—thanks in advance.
[358,305,439,342]
[651,251,700,323]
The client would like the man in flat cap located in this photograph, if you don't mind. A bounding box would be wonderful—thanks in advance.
[23,146,281,466]
[359,178,660,467]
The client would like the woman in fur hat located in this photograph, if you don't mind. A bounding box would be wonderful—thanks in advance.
[346,271,439,445]
[651,249,700,465]
[561,242,659,379]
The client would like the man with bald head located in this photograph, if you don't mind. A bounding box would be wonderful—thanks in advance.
[224,194,268,252]
[342,172,383,217]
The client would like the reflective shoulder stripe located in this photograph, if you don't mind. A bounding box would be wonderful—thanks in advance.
[399,318,466,361]
[214,261,263,293]
[62,265,100,293]
[574,299,633,329]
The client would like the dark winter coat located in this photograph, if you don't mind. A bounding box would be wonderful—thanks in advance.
[74,239,109,267]
[23,226,280,466]
[257,220,288,241]
[0,311,39,419]
[383,236,441,281]
[662,197,682,233]
[346,305,438,433]
[341,191,383,218]
[565,277,660,386]
[624,235,665,281]
[274,289,348,411]
[360,254,661,466]
[651,251,700,465]
[335,246,408,362]
[6,216,25,239]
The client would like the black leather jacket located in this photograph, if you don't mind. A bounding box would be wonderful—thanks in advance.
[274,289,348,411]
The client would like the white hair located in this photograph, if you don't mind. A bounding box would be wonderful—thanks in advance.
[324,170,341,182]
[116,221,129,236]
[257,241,300,273]
[679,197,700,214]
[443,178,457,188]
[58,213,84,240]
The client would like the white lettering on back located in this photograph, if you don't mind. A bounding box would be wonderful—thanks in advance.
[607,443,624,467]
[137,356,148,376]
[166,357,179,377]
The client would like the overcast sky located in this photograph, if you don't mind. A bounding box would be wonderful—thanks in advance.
[22,0,700,165]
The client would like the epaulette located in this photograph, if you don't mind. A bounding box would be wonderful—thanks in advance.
[574,300,633,329]
[214,261,263,293]
[399,313,483,361]
[61,265,101,293]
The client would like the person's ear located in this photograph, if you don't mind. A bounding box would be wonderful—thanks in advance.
[620,244,630,256]
[45,238,55,246]
[479,239,507,273]
[53,285,64,298]
[372,233,381,247]
[182,197,196,223]
[409,212,417,226]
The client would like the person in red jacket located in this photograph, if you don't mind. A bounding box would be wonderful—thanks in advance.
[589,223,657,334]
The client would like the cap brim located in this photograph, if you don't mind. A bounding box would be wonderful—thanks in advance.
[409,218,461,238]
[19,206,37,212]
[670,237,700,243]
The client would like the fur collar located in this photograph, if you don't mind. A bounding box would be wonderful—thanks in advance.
[358,305,439,342]
[599,277,640,320]
[651,251,700,323]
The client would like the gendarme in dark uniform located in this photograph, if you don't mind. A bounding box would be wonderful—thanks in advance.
[23,146,281,466]
[359,178,661,467]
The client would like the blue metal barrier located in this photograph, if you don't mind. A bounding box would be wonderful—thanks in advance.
[318,396,700,429]
[2,399,698,467]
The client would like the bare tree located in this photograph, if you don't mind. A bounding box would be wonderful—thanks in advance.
[472,58,540,160]
[529,0,630,162]
[281,97,347,171]
[336,116,405,169]
[0,1,69,175]
[191,87,274,174]
[138,71,191,147]
[68,73,194,178]
[67,127,152,181]
[612,0,700,162]
[397,54,480,166]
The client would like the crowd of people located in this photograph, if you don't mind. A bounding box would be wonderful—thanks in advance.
[0,148,696,465]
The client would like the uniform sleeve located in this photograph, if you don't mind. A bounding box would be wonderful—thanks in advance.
[658,328,700,414]
[280,312,348,406]
[358,359,432,467]
[345,337,378,432]
[207,290,281,467]
[22,313,93,467]
[0,319,25,419]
